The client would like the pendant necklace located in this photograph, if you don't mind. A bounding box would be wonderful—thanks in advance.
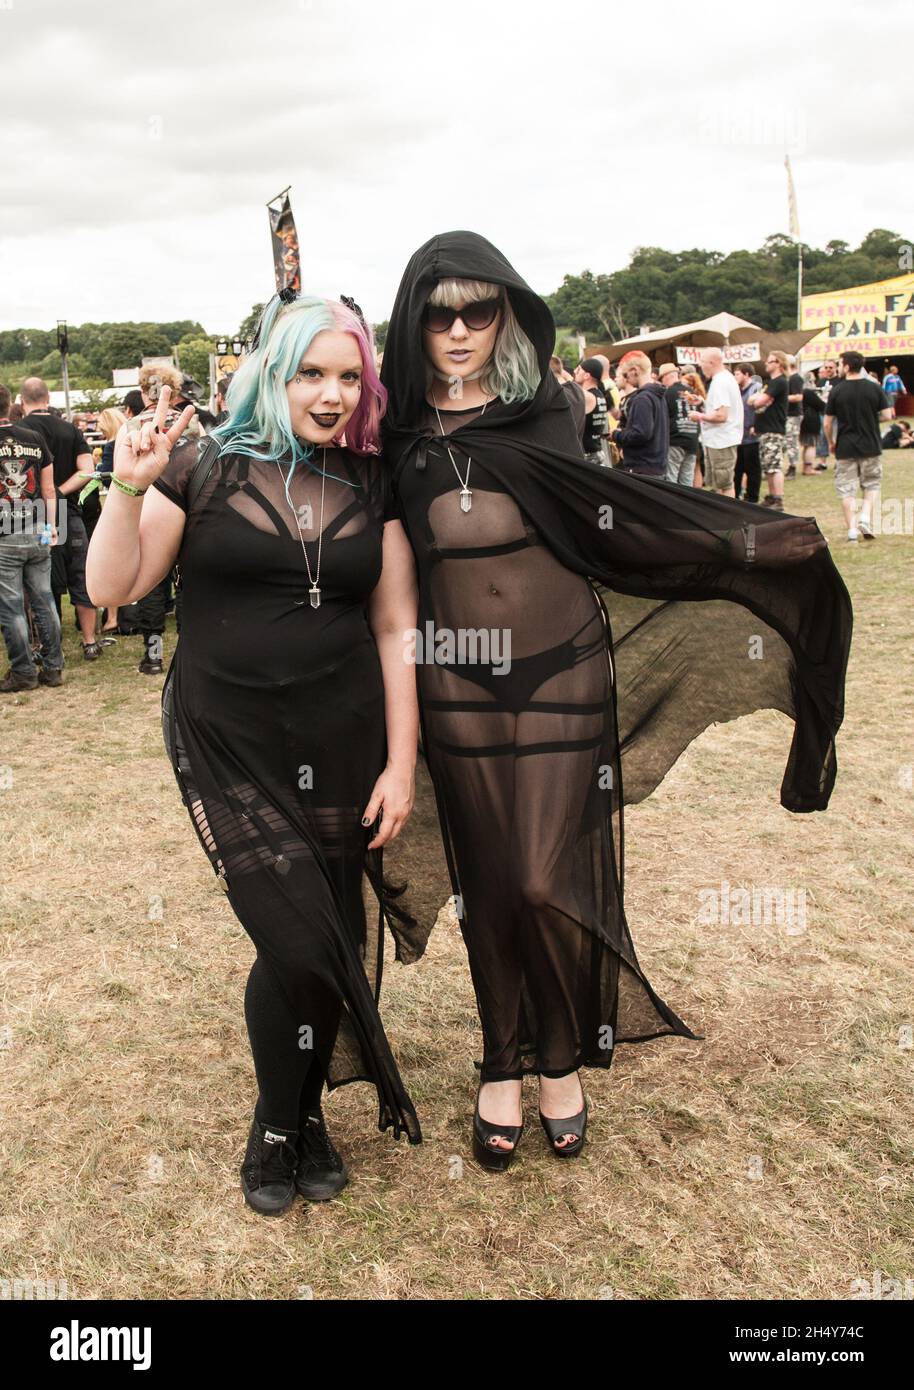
[279,447,326,609]
[432,393,491,513]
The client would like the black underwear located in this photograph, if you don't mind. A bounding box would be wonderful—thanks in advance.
[421,612,606,718]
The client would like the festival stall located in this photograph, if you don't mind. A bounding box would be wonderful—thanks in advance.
[589,313,818,369]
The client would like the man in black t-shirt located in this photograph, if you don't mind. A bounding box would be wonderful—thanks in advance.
[747,350,789,509]
[785,355,804,479]
[817,361,839,398]
[20,376,102,659]
[0,383,64,691]
[574,358,609,465]
[824,350,893,541]
[659,362,699,486]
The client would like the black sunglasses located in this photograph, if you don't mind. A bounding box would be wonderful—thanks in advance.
[421,297,501,334]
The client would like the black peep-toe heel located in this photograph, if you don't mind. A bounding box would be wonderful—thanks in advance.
[539,1097,588,1159]
[472,1088,524,1171]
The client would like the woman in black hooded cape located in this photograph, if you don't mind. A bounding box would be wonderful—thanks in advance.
[379,230,852,1161]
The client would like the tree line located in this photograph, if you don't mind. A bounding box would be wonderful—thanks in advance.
[542,228,909,340]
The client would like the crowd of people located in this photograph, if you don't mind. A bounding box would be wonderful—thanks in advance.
[552,347,898,533]
[0,333,903,695]
[0,367,231,690]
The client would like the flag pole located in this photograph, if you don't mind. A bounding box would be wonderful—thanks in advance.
[785,155,803,330]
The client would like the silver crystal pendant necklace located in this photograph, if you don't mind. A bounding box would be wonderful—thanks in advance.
[279,446,327,608]
[432,393,492,513]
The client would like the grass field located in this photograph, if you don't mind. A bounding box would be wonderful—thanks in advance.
[2,457,912,1301]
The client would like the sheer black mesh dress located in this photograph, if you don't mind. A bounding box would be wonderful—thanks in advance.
[379,230,853,1086]
[153,438,431,1143]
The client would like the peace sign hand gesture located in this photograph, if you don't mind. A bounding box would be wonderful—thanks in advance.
[112,386,197,492]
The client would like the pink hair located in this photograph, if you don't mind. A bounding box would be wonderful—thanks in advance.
[328,300,387,455]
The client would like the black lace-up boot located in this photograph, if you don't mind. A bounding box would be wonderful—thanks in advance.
[295,1109,348,1201]
[240,1118,300,1216]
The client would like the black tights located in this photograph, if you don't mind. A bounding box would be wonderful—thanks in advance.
[243,955,342,1132]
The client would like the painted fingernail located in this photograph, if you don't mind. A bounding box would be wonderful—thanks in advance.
[361,816,370,825]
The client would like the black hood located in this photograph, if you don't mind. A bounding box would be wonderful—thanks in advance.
[379,229,557,430]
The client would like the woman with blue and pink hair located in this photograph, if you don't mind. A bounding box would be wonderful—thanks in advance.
[87,291,429,1216]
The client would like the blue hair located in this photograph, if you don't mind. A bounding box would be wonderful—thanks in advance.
[211,294,359,498]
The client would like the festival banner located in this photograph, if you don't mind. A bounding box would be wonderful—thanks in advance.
[267,190,301,295]
[676,342,760,365]
[799,273,914,362]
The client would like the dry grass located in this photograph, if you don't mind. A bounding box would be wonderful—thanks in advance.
[1,458,912,1301]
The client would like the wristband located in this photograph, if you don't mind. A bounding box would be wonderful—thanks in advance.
[111,475,148,496]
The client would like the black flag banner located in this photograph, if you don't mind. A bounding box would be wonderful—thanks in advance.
[267,187,301,294]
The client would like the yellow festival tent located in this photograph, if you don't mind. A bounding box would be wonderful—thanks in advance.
[799,272,914,365]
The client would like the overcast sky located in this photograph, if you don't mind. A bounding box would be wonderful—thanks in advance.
[2,0,911,335]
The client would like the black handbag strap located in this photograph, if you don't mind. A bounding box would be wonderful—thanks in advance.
[185,435,221,514]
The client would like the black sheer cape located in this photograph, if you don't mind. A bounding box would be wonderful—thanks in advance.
[380,230,851,818]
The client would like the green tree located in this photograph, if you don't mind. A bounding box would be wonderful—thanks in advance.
[553,334,581,370]
[550,228,913,338]
[88,324,172,375]
[544,270,617,337]
[238,304,265,342]
[160,320,206,343]
[176,335,215,384]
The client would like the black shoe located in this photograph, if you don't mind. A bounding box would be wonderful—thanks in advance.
[785,466,797,480]
[240,1119,299,1216]
[138,656,164,675]
[37,667,63,687]
[472,1087,524,1171]
[295,1109,348,1200]
[539,1098,589,1159]
[82,641,102,661]
[0,669,39,692]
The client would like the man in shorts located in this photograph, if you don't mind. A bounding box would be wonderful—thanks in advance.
[785,355,804,479]
[825,350,893,541]
[747,351,789,510]
[689,347,743,495]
